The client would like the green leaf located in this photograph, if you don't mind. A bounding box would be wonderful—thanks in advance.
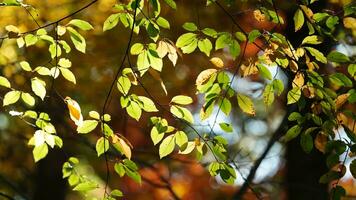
[130,43,144,55]
[0,76,11,88]
[24,34,38,47]
[163,0,176,9]
[151,126,165,145]
[229,40,240,59]
[198,38,212,56]
[21,92,35,106]
[77,120,98,134]
[350,159,356,179]
[202,28,217,38]
[67,27,86,53]
[237,94,255,115]
[96,137,109,157]
[263,84,274,106]
[327,51,350,63]
[294,9,304,32]
[60,68,76,84]
[31,78,46,100]
[137,96,158,112]
[147,50,163,71]
[300,133,313,153]
[156,16,170,29]
[257,64,272,80]
[219,123,233,132]
[326,16,339,29]
[182,22,197,31]
[67,19,93,31]
[301,35,323,45]
[329,73,353,87]
[20,61,32,71]
[305,47,327,63]
[176,33,197,47]
[171,95,193,105]
[235,32,246,41]
[284,125,301,142]
[117,76,131,95]
[272,79,284,96]
[126,101,142,121]
[33,143,48,162]
[110,189,123,197]
[215,34,229,50]
[103,13,120,31]
[48,43,62,59]
[3,90,21,106]
[248,30,261,43]
[170,105,194,123]
[159,134,175,158]
[73,182,98,191]
[175,131,188,147]
[287,87,301,104]
[58,58,72,68]
[220,98,232,115]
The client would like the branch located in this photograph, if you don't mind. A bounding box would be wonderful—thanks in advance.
[0,0,98,40]
[233,104,295,199]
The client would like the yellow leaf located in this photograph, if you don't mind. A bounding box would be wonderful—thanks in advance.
[112,134,132,159]
[292,72,304,88]
[209,57,224,68]
[315,132,327,153]
[195,69,217,87]
[157,40,169,58]
[253,9,266,22]
[64,97,83,126]
[289,60,299,73]
[343,17,356,30]
[335,93,350,110]
[337,113,356,134]
[300,5,314,22]
[302,85,315,98]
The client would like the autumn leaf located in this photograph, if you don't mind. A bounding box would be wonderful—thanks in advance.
[64,96,83,126]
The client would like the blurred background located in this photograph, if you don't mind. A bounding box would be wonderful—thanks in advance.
[0,0,355,199]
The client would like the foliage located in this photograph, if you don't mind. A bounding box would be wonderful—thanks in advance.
[0,0,355,199]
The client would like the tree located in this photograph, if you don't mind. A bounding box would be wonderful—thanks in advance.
[0,0,355,199]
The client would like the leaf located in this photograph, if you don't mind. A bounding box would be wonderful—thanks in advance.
[3,90,21,106]
[292,72,305,88]
[96,137,109,157]
[294,9,304,32]
[103,13,120,31]
[182,22,197,31]
[20,61,32,71]
[219,123,233,132]
[126,101,142,121]
[248,30,261,43]
[305,47,327,64]
[0,76,11,88]
[24,34,38,46]
[284,125,301,142]
[210,57,224,68]
[67,19,93,31]
[117,76,131,95]
[327,51,350,63]
[287,87,301,104]
[175,131,188,147]
[163,0,176,9]
[159,134,175,158]
[237,94,255,115]
[178,141,195,154]
[202,28,217,38]
[60,68,76,84]
[263,84,274,106]
[300,133,313,153]
[156,17,170,29]
[335,93,350,110]
[315,132,327,153]
[58,58,72,68]
[171,95,193,105]
[220,98,232,115]
[198,38,212,56]
[64,97,83,126]
[151,127,165,145]
[130,43,144,55]
[73,182,98,191]
[137,96,158,112]
[21,92,35,107]
[350,159,356,179]
[33,143,48,162]
[176,33,197,48]
[301,35,323,45]
[112,134,132,159]
[170,105,194,123]
[67,27,86,53]
[257,64,272,80]
[77,120,98,134]
[196,69,217,87]
[329,73,353,87]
